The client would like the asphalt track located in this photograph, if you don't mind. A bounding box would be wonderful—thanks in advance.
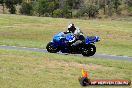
[0,45,132,61]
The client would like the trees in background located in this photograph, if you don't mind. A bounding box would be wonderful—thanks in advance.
[126,0,132,14]
[33,0,59,16]
[65,0,82,9]
[99,0,107,15]
[34,0,50,16]
[78,4,99,18]
[107,0,122,16]
[20,2,32,15]
[0,0,131,18]
[113,0,121,14]
[0,0,22,14]
[0,0,5,13]
[126,0,132,6]
[5,0,22,14]
[32,0,72,18]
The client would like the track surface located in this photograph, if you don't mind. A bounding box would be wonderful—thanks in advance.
[0,45,132,61]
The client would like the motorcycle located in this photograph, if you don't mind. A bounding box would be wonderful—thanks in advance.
[46,32,100,56]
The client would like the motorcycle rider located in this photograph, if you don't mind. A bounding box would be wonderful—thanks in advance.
[64,23,85,52]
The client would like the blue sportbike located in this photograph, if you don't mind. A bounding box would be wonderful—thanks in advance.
[46,32,100,56]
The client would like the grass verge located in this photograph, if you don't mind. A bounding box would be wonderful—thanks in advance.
[0,49,132,88]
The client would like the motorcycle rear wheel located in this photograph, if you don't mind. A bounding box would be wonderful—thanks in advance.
[82,44,96,56]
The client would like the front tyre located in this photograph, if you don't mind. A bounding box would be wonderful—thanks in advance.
[79,77,90,86]
[46,42,59,53]
[82,44,96,56]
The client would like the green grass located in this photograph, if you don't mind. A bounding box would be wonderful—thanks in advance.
[0,14,132,56]
[0,14,131,88]
[0,49,132,88]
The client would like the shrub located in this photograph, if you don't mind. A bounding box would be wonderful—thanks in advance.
[53,8,72,18]
[53,9,64,17]
[20,2,32,15]
[62,7,72,18]
[79,5,99,18]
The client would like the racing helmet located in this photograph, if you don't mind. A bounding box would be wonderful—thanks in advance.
[68,23,76,33]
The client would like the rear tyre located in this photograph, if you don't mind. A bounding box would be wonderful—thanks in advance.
[46,42,59,53]
[82,44,96,56]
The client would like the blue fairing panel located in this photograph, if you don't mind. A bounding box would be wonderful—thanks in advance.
[53,32,65,42]
[85,36,100,44]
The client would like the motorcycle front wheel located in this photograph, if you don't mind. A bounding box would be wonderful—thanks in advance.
[46,42,59,53]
